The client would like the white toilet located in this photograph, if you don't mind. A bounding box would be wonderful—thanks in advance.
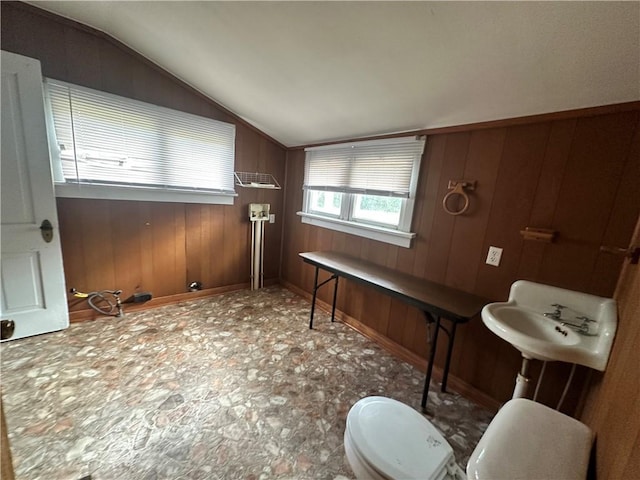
[344,396,593,480]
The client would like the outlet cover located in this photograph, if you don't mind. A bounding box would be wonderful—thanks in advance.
[486,246,503,266]
[269,214,276,224]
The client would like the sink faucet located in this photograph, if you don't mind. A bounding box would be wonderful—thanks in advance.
[543,303,566,320]
[561,316,597,335]
[544,305,597,335]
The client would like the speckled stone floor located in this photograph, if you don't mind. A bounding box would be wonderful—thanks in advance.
[1,286,493,480]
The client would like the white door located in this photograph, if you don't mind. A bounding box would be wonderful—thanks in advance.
[1,50,68,341]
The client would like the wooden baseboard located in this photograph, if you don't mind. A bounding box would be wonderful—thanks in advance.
[281,279,500,412]
[68,278,279,323]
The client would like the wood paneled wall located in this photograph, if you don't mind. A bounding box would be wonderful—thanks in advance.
[1,2,286,316]
[282,109,640,410]
[579,219,640,480]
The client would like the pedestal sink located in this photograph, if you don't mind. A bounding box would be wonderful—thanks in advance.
[482,280,617,398]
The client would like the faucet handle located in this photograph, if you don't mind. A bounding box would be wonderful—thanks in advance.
[576,315,596,323]
[551,303,566,310]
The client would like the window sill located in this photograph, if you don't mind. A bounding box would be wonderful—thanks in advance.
[297,212,415,248]
[55,183,236,205]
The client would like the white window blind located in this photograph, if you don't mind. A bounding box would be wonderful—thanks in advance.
[304,136,425,198]
[45,79,236,195]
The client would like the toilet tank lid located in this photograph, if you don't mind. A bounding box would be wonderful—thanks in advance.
[347,396,455,480]
[467,398,593,480]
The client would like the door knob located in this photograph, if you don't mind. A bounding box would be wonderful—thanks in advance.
[40,219,54,243]
[1,319,15,340]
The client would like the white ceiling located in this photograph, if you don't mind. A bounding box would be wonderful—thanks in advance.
[29,1,640,147]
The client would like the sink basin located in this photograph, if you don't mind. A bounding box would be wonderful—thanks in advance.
[482,281,617,370]
[489,306,581,346]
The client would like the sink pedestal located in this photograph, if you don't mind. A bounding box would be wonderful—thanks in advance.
[513,356,532,398]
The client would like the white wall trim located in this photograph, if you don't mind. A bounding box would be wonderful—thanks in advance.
[297,211,415,248]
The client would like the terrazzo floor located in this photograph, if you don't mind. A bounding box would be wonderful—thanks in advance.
[1,286,494,480]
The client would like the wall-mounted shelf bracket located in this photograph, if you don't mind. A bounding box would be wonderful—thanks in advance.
[447,180,476,191]
[520,227,557,243]
[234,172,281,189]
[600,245,640,264]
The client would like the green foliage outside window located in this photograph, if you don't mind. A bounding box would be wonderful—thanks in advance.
[360,195,401,213]
[315,192,342,209]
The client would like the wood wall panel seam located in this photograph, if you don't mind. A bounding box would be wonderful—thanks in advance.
[596,115,640,248]
[548,118,577,225]
[278,151,291,281]
[526,122,554,225]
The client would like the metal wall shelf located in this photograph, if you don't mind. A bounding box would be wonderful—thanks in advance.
[234,172,281,190]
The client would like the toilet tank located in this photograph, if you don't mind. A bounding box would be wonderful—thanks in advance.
[467,398,593,480]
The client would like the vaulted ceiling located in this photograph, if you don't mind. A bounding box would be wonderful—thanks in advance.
[29,1,640,147]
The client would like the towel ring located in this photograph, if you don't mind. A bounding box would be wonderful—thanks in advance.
[442,183,470,216]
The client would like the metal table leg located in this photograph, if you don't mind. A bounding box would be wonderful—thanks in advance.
[441,321,458,393]
[331,276,339,322]
[309,266,319,329]
[309,268,338,329]
[421,313,440,410]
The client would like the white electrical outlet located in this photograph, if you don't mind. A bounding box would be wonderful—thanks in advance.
[486,246,503,266]
[269,214,275,224]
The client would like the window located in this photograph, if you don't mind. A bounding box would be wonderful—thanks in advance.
[298,136,425,248]
[307,190,343,217]
[44,79,236,204]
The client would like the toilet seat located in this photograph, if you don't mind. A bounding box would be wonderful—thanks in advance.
[345,396,461,480]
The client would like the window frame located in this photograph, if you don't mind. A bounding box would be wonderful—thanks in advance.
[298,136,424,248]
[43,79,237,205]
